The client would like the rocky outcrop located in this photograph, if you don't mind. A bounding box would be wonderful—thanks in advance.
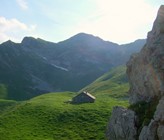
[106,106,137,140]
[139,96,164,140]
[107,5,164,140]
[127,5,164,104]
[139,120,159,140]
[154,96,164,122]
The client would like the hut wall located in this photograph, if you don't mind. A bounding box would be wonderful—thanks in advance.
[72,93,95,104]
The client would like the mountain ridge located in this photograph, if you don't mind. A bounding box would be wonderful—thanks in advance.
[0,33,145,100]
[0,32,143,47]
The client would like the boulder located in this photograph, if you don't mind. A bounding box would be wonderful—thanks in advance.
[106,106,137,140]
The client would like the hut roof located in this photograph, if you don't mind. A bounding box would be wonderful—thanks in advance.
[82,91,96,99]
[71,91,96,104]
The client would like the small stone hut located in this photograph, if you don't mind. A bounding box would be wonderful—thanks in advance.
[72,91,96,104]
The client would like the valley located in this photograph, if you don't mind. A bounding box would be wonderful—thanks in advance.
[0,1,163,140]
[0,33,145,140]
[0,66,129,140]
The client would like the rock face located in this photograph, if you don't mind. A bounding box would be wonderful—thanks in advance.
[139,96,164,140]
[106,106,137,140]
[127,5,164,104]
[107,5,164,140]
[139,120,159,140]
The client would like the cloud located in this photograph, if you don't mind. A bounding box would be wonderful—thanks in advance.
[72,0,158,44]
[16,0,28,10]
[0,17,28,32]
[0,16,36,43]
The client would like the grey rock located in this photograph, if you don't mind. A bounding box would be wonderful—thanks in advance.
[157,125,164,140]
[139,126,148,140]
[127,6,164,140]
[154,96,164,122]
[139,120,158,140]
[106,106,137,140]
[127,5,164,104]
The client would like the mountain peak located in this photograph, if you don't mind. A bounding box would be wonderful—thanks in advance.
[59,32,118,47]
[21,37,37,45]
[1,40,16,46]
[72,32,96,38]
[21,37,55,48]
[68,32,102,42]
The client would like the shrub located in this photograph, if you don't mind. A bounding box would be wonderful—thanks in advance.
[128,96,159,135]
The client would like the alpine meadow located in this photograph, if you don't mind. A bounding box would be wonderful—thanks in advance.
[0,1,163,140]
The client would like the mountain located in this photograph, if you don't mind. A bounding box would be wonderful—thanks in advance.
[119,39,146,62]
[0,33,145,100]
[0,40,67,100]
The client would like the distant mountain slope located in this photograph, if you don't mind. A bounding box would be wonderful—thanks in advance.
[0,41,67,100]
[119,39,146,62]
[80,65,129,98]
[0,33,145,100]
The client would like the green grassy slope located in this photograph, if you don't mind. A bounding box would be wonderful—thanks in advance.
[0,66,129,140]
[0,99,17,114]
[80,65,129,98]
[0,92,128,140]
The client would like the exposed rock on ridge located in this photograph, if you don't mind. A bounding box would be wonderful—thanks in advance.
[107,5,164,140]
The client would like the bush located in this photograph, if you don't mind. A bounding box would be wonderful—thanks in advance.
[128,96,159,135]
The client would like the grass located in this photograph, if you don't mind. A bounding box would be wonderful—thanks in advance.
[0,65,129,140]
[0,92,128,140]
[80,65,129,99]
[0,99,17,114]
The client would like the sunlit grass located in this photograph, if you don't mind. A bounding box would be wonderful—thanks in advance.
[0,92,128,140]
[80,65,129,99]
[0,66,130,139]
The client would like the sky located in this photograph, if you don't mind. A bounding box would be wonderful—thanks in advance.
[0,0,163,44]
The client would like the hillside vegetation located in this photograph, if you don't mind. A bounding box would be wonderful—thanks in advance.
[0,66,129,140]
[80,66,129,98]
[0,92,128,140]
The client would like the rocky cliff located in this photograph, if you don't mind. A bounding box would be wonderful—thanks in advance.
[107,5,164,140]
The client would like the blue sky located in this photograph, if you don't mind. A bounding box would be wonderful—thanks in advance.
[0,0,163,44]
